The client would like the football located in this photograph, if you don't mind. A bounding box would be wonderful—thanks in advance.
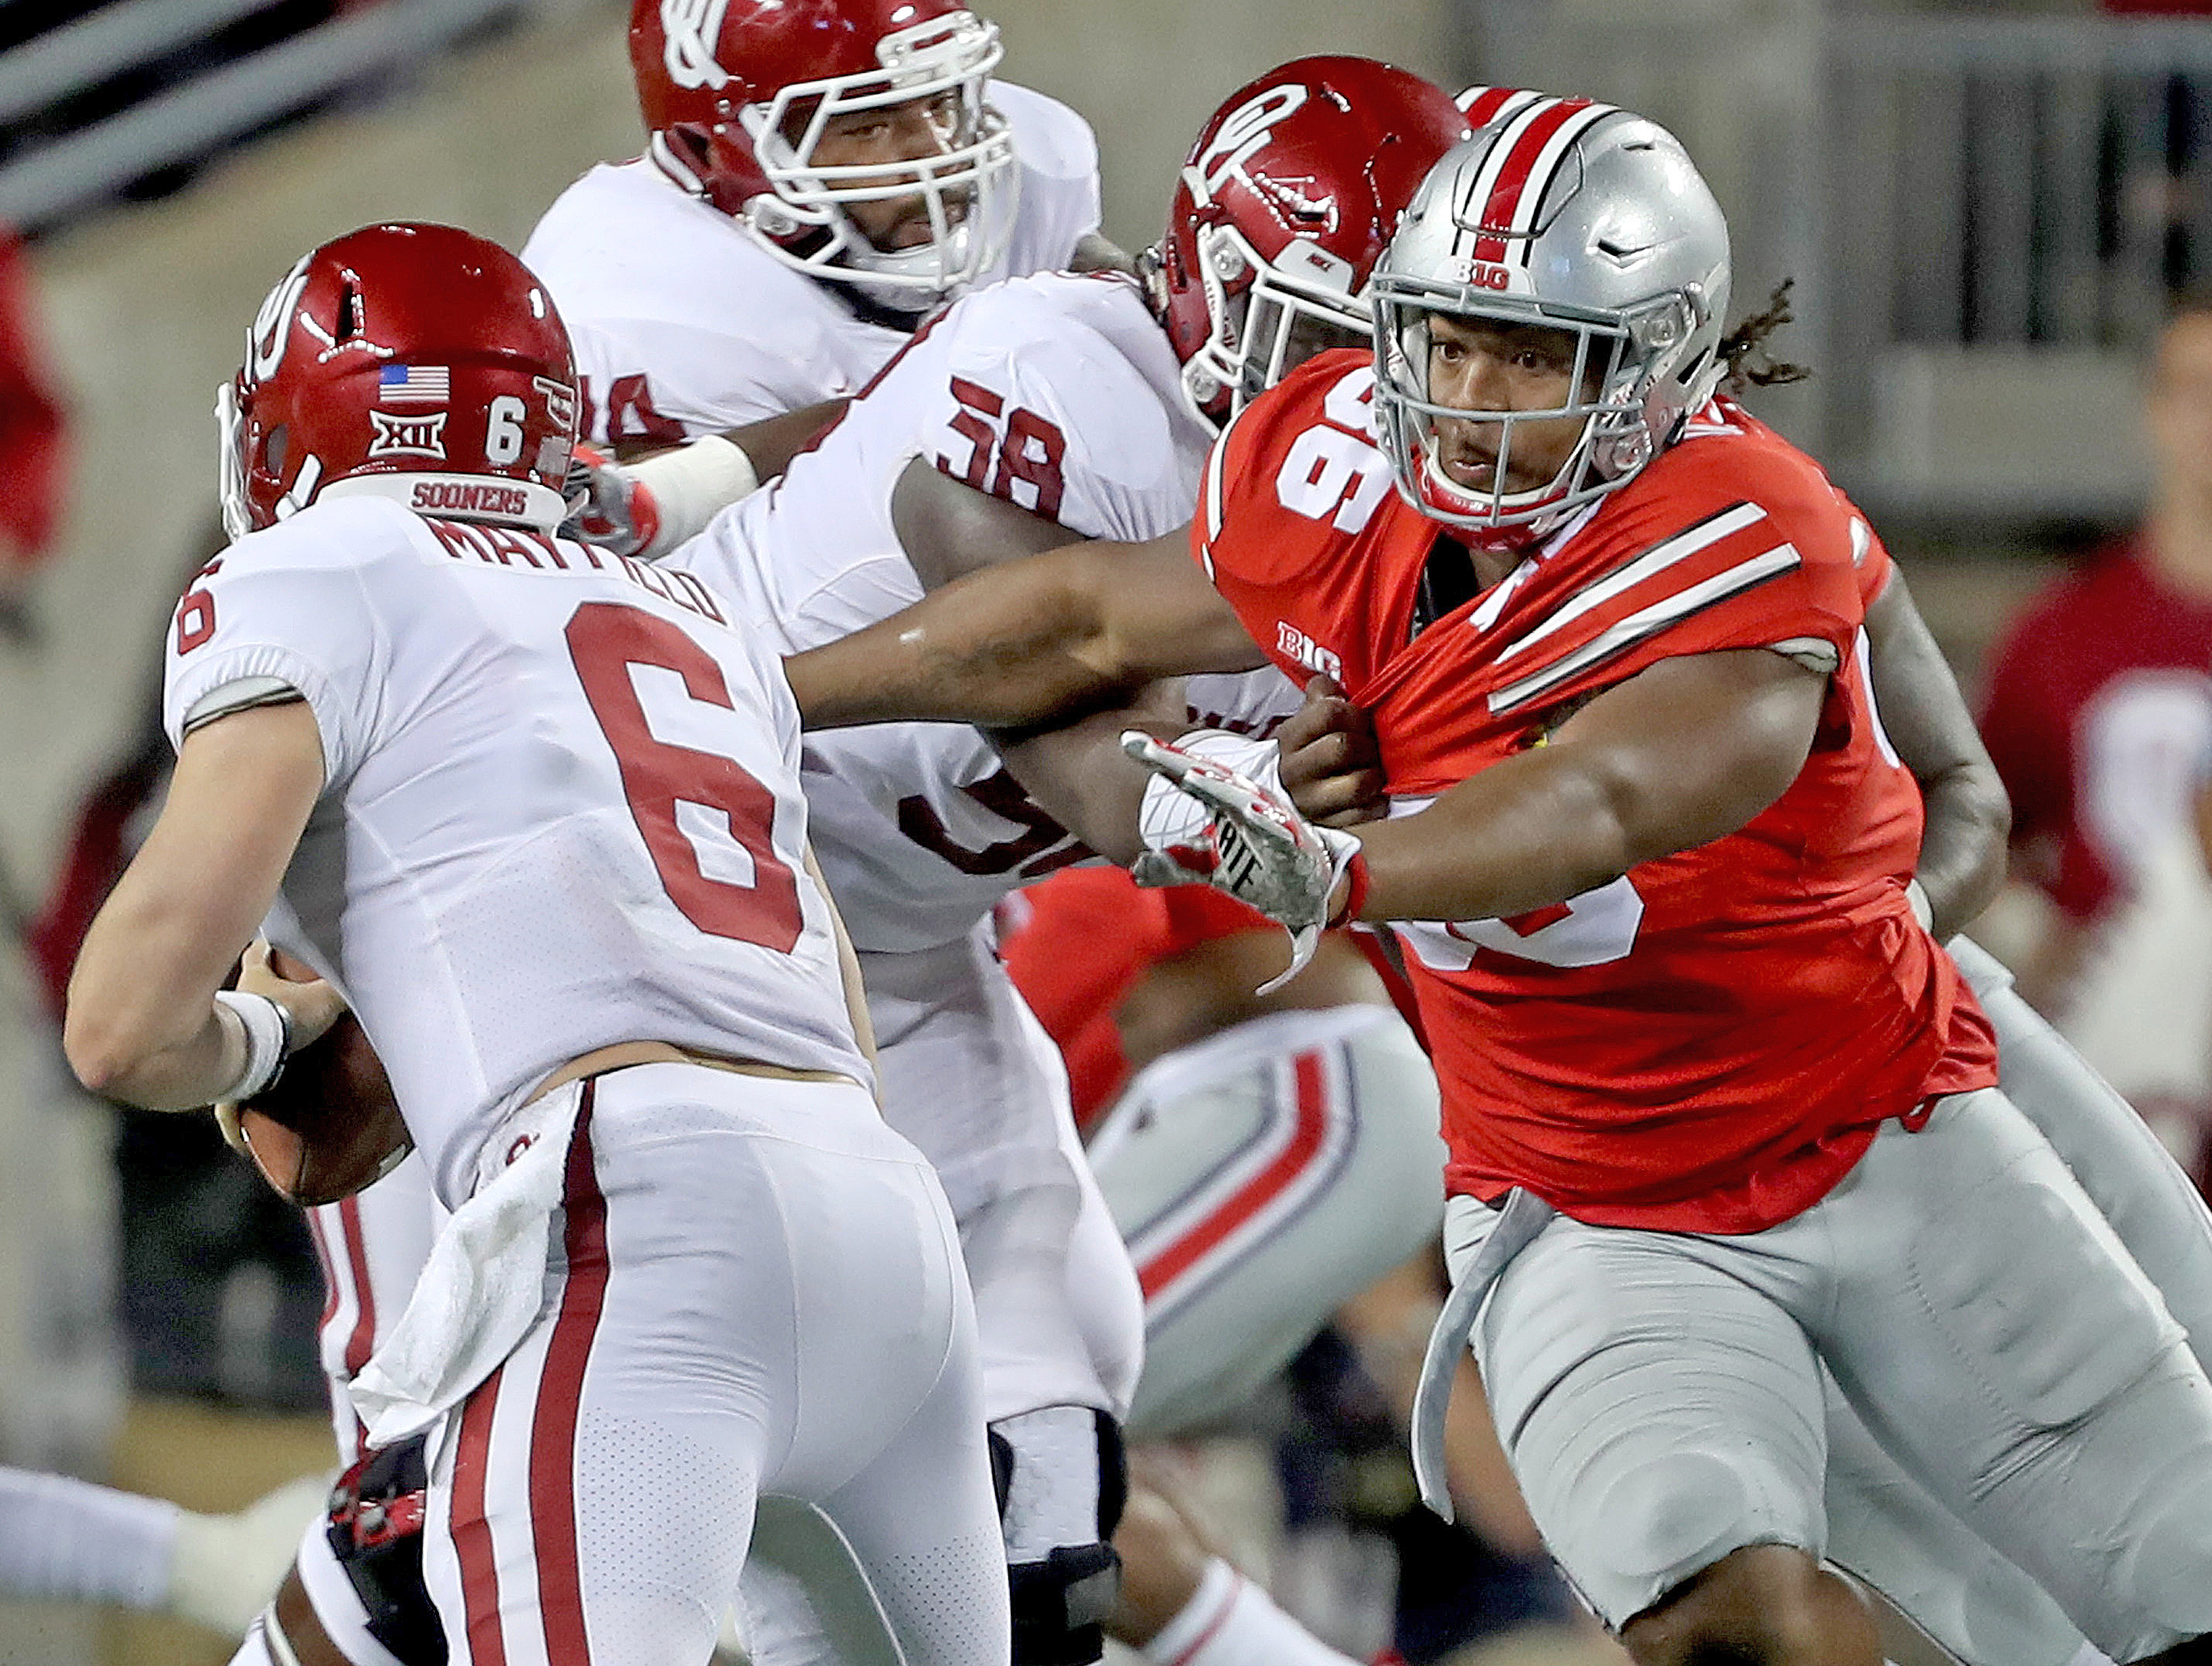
[231,949,412,1207]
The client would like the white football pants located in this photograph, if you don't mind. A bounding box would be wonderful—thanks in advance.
[417,1065,1007,1666]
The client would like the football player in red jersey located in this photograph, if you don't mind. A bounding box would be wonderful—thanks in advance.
[786,102,2212,1665]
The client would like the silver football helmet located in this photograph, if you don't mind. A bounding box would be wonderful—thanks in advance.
[1370,98,1730,542]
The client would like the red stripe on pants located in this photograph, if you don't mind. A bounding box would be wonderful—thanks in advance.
[453,1363,510,1666]
[530,1082,611,1662]
[1139,1050,1331,1298]
[338,1195,377,1377]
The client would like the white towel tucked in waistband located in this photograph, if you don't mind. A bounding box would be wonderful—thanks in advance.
[348,1084,584,1449]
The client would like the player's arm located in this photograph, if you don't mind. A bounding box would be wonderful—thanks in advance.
[891,453,1074,589]
[1067,231,1137,277]
[1863,568,2010,939]
[988,684,1199,863]
[1344,648,1826,925]
[580,399,847,558]
[784,516,1264,732]
[63,702,340,1109]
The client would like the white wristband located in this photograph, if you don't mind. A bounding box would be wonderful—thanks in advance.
[214,990,290,1103]
[628,433,759,559]
[1906,878,1934,931]
[1136,729,1282,854]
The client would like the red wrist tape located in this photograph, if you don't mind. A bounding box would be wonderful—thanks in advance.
[1330,851,1371,926]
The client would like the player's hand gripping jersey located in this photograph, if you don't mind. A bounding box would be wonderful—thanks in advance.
[1197,352,1996,1232]
[522,83,1101,443]
[163,494,869,1203]
[668,269,1301,952]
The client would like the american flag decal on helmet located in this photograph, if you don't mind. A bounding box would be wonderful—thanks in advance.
[1454,96,1618,270]
[379,364,450,404]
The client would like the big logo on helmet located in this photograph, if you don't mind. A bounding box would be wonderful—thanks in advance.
[662,0,733,89]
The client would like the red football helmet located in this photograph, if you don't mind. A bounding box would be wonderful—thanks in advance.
[219,223,578,541]
[629,0,1018,308]
[1149,56,1471,424]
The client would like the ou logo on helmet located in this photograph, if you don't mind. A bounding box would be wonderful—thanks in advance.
[1193,84,1307,200]
[662,0,734,90]
[245,251,313,382]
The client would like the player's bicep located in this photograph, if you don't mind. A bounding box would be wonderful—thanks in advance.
[892,454,1073,590]
[1084,527,1265,680]
[1546,648,1828,863]
[1864,570,2001,799]
[67,703,324,1075]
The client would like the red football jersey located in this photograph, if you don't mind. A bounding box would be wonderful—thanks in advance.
[1978,541,2212,923]
[1193,351,1995,1232]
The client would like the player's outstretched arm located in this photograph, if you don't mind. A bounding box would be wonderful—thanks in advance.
[783,515,1264,732]
[64,702,334,1109]
[1863,569,2010,939]
[1347,648,1827,926]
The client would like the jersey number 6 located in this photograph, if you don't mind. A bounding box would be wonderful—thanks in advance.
[567,602,803,952]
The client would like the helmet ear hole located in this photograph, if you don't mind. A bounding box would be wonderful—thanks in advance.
[263,423,289,476]
[669,123,717,173]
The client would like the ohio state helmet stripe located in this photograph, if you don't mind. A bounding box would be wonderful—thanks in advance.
[1488,542,1803,713]
[1461,97,1617,269]
[1454,86,1544,126]
[1497,501,1769,661]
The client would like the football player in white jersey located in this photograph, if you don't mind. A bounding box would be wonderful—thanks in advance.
[522,0,1111,460]
[656,57,1474,1666]
[63,223,1007,1666]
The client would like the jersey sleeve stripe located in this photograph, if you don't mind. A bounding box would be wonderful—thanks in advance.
[1488,542,1803,713]
[1197,397,1260,579]
[1495,501,1769,662]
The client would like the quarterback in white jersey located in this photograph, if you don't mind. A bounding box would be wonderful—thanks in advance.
[67,224,1006,1666]
[522,0,1105,446]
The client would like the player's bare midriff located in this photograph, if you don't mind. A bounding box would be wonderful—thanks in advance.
[526,1040,868,1106]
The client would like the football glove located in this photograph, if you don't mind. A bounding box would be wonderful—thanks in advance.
[1122,730,1368,994]
[560,443,662,559]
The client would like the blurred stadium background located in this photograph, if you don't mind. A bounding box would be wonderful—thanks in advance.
[2,0,2209,1658]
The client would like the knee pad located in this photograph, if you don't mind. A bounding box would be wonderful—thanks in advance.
[325,1435,445,1665]
[991,1407,1127,1665]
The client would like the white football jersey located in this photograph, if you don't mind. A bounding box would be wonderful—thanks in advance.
[667,270,1301,952]
[163,494,868,1203]
[521,81,1102,443]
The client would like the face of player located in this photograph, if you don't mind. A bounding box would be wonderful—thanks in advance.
[2148,311,2212,508]
[806,91,971,252]
[1424,313,1593,498]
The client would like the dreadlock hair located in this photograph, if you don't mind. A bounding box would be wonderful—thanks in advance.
[1717,278,1812,395]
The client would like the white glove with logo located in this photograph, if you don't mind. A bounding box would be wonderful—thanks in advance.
[1123,730,1368,994]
